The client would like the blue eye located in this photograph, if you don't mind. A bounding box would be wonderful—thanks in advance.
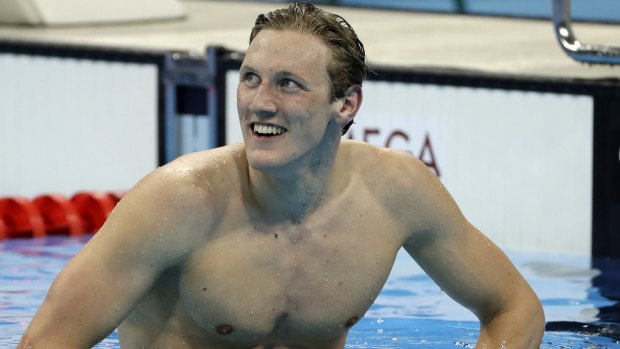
[242,72,260,87]
[279,79,301,91]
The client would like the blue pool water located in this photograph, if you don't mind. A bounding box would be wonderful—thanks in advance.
[2,235,620,348]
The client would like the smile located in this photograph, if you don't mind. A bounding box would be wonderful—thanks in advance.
[251,123,287,137]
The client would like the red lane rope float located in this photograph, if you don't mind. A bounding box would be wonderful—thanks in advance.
[107,191,125,206]
[0,196,46,239]
[0,191,123,240]
[0,218,6,240]
[70,191,117,234]
[32,194,86,236]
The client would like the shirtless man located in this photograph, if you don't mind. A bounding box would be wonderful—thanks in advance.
[18,3,544,349]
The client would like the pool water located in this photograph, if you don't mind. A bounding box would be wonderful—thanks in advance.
[2,235,620,348]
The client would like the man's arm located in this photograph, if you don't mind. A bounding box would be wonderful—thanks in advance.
[398,156,544,348]
[17,163,207,349]
[405,221,544,348]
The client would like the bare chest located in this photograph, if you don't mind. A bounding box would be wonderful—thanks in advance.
[177,207,404,345]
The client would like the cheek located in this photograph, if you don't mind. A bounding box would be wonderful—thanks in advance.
[236,89,250,116]
[293,96,328,120]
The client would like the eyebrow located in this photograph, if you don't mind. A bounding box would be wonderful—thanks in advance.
[240,65,309,85]
[276,70,307,83]
[239,65,255,73]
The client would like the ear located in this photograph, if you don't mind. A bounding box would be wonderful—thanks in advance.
[333,85,363,127]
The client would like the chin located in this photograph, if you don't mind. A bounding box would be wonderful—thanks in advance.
[245,148,303,175]
[246,150,287,171]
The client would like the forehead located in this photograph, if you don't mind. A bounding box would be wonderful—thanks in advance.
[243,30,331,79]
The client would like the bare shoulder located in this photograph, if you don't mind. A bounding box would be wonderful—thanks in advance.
[154,143,246,200]
[96,144,247,251]
[340,140,439,195]
[340,140,460,233]
[15,149,252,348]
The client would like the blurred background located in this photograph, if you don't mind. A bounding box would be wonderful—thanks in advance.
[0,0,618,257]
[256,0,620,23]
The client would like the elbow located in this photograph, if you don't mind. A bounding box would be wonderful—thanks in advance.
[530,295,546,343]
[518,283,545,342]
[479,287,546,348]
[514,295,545,349]
[509,285,545,346]
[509,288,546,348]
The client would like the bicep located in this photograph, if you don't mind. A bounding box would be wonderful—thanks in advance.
[22,169,200,347]
[404,220,524,320]
[399,160,526,321]
[31,243,158,346]
[23,212,170,348]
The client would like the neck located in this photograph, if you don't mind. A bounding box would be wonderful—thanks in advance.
[246,130,343,223]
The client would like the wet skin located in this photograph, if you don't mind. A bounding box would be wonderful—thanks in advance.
[119,30,396,348]
[17,29,544,349]
[114,143,413,349]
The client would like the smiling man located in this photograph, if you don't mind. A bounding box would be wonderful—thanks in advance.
[18,3,544,349]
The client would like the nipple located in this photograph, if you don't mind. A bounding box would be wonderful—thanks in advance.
[216,324,235,335]
[344,316,359,328]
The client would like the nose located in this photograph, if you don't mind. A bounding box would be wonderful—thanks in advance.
[249,83,277,117]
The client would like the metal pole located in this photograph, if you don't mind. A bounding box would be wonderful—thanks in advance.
[552,0,620,65]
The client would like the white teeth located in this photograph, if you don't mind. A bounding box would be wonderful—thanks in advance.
[253,123,285,135]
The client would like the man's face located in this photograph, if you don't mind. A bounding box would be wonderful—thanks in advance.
[237,29,340,173]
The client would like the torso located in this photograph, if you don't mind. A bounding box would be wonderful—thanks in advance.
[118,141,413,349]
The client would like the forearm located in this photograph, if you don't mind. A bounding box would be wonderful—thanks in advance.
[17,332,89,349]
[17,321,103,349]
[476,298,545,349]
[16,289,115,349]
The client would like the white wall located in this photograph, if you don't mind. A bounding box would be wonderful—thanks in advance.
[225,71,594,255]
[0,53,159,197]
